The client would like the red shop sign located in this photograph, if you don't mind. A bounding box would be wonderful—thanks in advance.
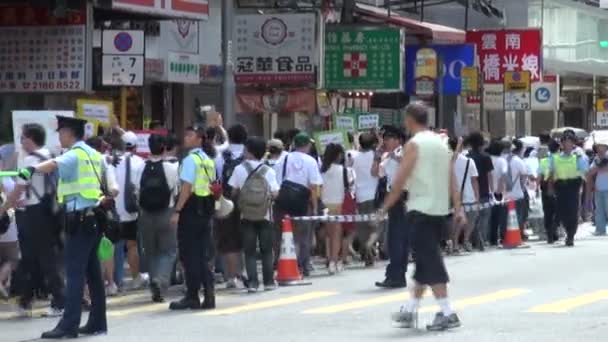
[466,29,542,84]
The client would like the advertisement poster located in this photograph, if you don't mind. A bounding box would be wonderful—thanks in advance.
[12,110,74,167]
[76,99,114,126]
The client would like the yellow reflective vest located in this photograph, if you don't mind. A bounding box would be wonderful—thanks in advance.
[190,153,216,197]
[554,154,579,180]
[57,147,103,204]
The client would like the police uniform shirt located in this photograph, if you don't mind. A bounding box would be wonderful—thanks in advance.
[54,141,100,212]
[180,148,207,185]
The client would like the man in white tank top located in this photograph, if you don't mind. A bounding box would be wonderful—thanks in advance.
[377,102,466,331]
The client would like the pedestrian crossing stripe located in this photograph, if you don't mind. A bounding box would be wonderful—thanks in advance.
[303,288,528,314]
[527,289,608,313]
[200,291,337,316]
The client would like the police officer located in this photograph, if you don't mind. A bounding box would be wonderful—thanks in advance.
[376,126,408,289]
[18,116,107,339]
[549,132,588,247]
[539,140,560,243]
[169,125,217,310]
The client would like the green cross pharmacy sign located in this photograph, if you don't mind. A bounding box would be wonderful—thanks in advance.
[324,27,403,91]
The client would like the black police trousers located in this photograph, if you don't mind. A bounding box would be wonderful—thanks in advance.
[178,207,214,300]
[555,179,582,241]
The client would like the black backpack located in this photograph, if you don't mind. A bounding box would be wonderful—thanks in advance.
[221,150,244,197]
[139,160,171,211]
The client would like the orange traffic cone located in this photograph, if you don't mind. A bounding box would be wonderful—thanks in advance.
[502,200,524,248]
[276,216,311,286]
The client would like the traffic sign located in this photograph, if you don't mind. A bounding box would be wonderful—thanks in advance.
[102,30,144,55]
[504,71,531,110]
[597,99,608,127]
[535,87,550,103]
[102,55,144,86]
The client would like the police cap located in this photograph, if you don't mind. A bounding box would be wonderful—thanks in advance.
[56,115,86,138]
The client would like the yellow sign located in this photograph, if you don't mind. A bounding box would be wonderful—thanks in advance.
[461,67,479,96]
[415,48,438,79]
[596,99,608,112]
[76,99,114,126]
[504,71,531,92]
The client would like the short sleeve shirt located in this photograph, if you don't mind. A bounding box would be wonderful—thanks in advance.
[180,148,204,185]
[274,151,322,187]
[467,150,494,201]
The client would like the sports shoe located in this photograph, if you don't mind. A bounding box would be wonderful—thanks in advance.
[247,286,258,294]
[391,309,417,328]
[263,283,277,291]
[328,261,337,275]
[150,282,164,303]
[16,304,32,318]
[226,278,238,289]
[336,261,344,273]
[42,306,64,317]
[106,283,118,297]
[130,275,146,290]
[463,241,473,253]
[426,312,461,331]
[0,282,9,300]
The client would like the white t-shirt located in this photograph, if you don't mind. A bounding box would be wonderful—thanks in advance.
[18,148,51,206]
[275,151,323,187]
[321,164,352,205]
[0,177,18,243]
[380,147,402,191]
[352,150,379,203]
[453,154,479,204]
[142,157,180,207]
[345,149,359,167]
[114,152,145,222]
[506,155,528,200]
[490,155,508,194]
[228,160,280,220]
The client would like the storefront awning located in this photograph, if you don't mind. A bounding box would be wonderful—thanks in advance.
[355,3,465,44]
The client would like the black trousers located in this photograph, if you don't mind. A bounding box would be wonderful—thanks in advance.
[178,208,213,299]
[555,179,582,241]
[542,192,558,242]
[15,204,64,309]
[385,198,408,283]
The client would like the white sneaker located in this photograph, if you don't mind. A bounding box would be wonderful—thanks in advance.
[106,283,118,297]
[328,261,337,275]
[16,305,32,318]
[130,275,145,290]
[226,278,238,289]
[336,261,344,273]
[0,282,8,299]
[43,307,64,317]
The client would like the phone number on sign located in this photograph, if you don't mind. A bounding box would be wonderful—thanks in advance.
[0,80,83,91]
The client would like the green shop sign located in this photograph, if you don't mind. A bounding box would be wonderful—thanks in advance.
[324,27,404,91]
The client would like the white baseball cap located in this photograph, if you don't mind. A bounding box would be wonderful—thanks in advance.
[122,131,138,148]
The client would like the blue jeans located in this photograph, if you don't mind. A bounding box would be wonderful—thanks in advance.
[113,240,126,288]
[594,191,608,235]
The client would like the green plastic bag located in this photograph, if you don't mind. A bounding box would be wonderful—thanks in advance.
[97,236,114,261]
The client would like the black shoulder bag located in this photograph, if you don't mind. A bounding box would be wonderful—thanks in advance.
[274,154,311,217]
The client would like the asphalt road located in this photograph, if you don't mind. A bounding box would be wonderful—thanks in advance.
[2,223,608,342]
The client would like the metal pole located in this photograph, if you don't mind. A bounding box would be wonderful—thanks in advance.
[222,0,236,126]
[593,75,598,130]
[464,0,469,30]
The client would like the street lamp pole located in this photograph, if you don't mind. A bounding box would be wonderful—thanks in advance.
[222,0,236,126]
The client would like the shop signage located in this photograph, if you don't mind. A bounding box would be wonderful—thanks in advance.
[325,27,403,91]
[236,89,316,114]
[167,52,200,84]
[461,67,479,96]
[160,20,199,54]
[76,99,114,126]
[335,115,355,131]
[532,75,558,111]
[406,44,475,96]
[111,0,209,20]
[504,71,531,110]
[234,13,316,84]
[466,29,542,84]
[102,30,145,86]
[597,99,608,127]
[313,130,350,154]
[0,6,87,93]
[483,84,504,111]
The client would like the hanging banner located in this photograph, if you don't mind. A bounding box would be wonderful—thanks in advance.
[76,99,114,126]
[313,130,350,154]
[504,71,531,111]
[234,13,316,84]
[597,99,608,127]
[466,29,542,84]
[324,27,403,91]
[461,67,479,96]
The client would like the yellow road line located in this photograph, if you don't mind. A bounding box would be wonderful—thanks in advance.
[108,303,168,317]
[303,292,413,314]
[528,290,608,313]
[304,288,528,315]
[419,288,530,313]
[202,291,337,316]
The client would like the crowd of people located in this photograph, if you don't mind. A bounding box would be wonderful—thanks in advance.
[0,103,603,336]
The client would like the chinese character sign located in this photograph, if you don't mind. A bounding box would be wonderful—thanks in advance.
[325,27,403,91]
[234,13,316,84]
[466,29,542,84]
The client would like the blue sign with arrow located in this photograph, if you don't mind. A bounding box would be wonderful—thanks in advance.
[405,44,475,96]
[535,87,550,103]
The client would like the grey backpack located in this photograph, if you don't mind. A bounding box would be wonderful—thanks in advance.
[238,163,272,221]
